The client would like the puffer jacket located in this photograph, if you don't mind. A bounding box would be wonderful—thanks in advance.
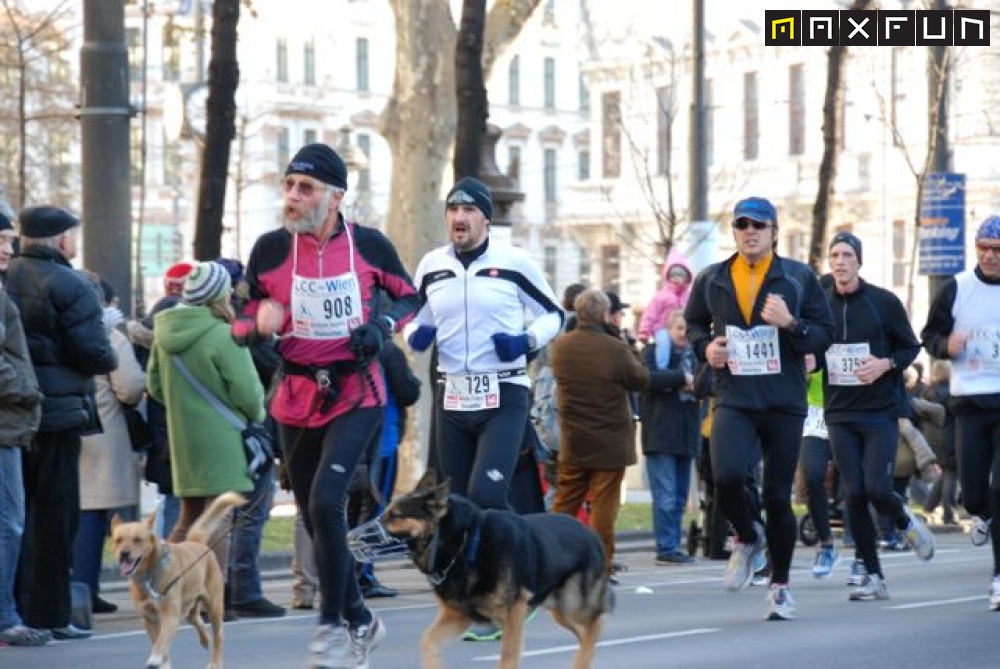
[5,246,117,433]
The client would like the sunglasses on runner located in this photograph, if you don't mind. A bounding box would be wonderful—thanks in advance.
[733,218,771,231]
[976,243,1000,255]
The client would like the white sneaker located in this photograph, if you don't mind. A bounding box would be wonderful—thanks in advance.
[972,517,992,547]
[308,624,352,669]
[989,576,1000,612]
[766,584,796,620]
[724,521,766,592]
[847,559,868,587]
[903,507,935,561]
[349,615,386,669]
[849,574,890,601]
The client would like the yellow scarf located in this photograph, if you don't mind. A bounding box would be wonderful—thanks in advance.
[730,252,773,325]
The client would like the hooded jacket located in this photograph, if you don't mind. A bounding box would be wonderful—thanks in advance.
[639,248,694,340]
[147,305,265,496]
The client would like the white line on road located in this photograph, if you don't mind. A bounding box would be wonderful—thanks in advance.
[474,628,721,661]
[887,596,984,610]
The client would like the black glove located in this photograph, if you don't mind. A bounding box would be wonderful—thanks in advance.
[349,317,392,361]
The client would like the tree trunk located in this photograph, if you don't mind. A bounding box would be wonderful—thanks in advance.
[193,0,240,261]
[453,0,488,180]
[809,0,871,273]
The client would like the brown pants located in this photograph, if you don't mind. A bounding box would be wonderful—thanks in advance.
[169,495,234,582]
[551,463,625,573]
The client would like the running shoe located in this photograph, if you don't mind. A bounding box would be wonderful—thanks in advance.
[349,615,386,669]
[989,576,1000,612]
[847,558,867,587]
[724,521,766,592]
[849,574,889,601]
[972,517,992,547]
[766,584,796,620]
[308,624,352,669]
[903,507,935,561]
[812,545,840,578]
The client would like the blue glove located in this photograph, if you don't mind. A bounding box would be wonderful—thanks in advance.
[492,332,530,362]
[407,325,437,352]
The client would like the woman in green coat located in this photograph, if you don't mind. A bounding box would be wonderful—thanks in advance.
[147,261,265,572]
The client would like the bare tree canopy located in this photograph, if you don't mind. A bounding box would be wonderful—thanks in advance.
[809,0,873,273]
[0,0,76,209]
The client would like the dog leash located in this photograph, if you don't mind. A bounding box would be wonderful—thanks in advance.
[139,491,271,600]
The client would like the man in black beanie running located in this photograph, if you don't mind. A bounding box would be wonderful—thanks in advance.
[403,176,563,641]
[235,143,419,668]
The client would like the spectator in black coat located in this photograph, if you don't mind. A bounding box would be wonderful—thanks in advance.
[7,206,117,639]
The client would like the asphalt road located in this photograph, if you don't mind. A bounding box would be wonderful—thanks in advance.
[3,532,997,668]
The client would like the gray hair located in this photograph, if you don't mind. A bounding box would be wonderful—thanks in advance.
[574,288,610,324]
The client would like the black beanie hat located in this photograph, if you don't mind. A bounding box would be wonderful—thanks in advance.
[446,176,493,221]
[829,231,863,265]
[18,205,80,238]
[285,143,348,190]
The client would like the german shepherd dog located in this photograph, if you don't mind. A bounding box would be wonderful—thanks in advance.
[380,469,614,669]
[111,492,245,669]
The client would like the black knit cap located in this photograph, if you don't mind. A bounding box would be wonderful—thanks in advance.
[285,143,348,190]
[446,176,493,221]
[829,231,863,265]
[18,205,80,238]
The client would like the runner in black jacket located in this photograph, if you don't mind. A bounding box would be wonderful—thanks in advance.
[821,232,934,603]
[685,196,833,621]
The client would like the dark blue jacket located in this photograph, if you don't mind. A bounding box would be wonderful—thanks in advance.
[639,343,700,458]
[5,246,117,434]
[684,253,833,416]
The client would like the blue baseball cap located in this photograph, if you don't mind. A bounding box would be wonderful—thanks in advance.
[733,197,777,225]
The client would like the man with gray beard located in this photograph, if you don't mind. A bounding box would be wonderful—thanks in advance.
[233,143,419,668]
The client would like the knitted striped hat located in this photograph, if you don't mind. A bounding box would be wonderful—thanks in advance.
[183,261,231,306]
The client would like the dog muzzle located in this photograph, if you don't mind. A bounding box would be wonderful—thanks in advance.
[346,518,410,563]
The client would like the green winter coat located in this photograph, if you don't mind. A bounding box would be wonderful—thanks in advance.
[147,305,265,497]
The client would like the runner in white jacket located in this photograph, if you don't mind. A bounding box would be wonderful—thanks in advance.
[404,176,562,512]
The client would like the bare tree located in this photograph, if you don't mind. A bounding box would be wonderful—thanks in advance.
[809,0,873,273]
[872,44,951,314]
[193,0,240,261]
[0,0,76,209]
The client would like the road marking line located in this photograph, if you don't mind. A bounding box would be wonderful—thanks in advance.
[887,596,983,610]
[474,628,721,661]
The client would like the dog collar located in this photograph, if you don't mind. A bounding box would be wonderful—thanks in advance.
[427,522,481,587]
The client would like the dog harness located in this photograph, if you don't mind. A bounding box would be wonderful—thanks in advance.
[133,543,173,603]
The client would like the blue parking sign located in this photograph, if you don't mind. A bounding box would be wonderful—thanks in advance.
[919,173,966,276]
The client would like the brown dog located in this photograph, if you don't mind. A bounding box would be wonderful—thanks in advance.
[111,492,245,669]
